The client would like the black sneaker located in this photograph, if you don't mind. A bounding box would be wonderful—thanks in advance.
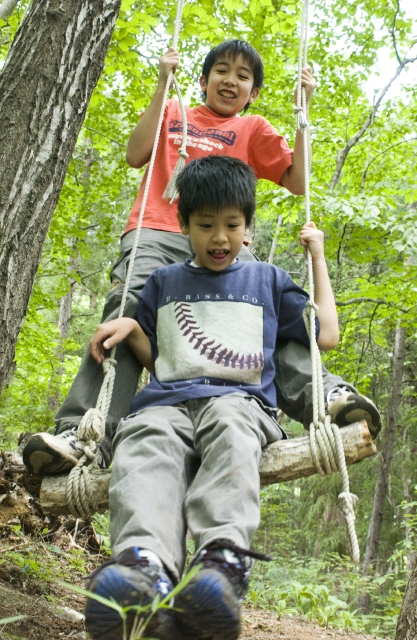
[175,539,270,640]
[85,547,175,640]
[22,427,105,475]
[327,387,382,437]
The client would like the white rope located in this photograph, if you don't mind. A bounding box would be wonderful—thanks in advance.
[65,0,186,517]
[162,76,189,202]
[297,0,360,564]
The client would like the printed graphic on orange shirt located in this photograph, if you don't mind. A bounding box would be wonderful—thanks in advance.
[169,120,237,146]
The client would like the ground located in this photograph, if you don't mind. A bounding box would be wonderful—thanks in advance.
[0,450,378,640]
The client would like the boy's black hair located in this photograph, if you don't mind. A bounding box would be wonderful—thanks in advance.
[176,156,256,227]
[201,39,264,112]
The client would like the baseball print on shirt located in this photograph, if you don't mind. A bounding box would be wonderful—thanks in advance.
[155,299,264,384]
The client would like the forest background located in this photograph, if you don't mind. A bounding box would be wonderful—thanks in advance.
[0,0,416,637]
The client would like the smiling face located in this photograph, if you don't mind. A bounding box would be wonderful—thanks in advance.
[178,207,248,271]
[199,53,260,117]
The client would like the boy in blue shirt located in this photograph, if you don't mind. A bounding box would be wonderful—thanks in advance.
[23,40,380,478]
[84,156,339,640]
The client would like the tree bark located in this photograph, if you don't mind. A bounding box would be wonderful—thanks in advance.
[39,420,377,515]
[0,0,120,396]
[396,558,417,640]
[358,320,406,611]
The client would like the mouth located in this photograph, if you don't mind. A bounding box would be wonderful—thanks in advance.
[208,249,229,262]
[219,90,236,100]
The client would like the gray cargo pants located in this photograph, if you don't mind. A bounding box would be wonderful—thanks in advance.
[55,229,351,463]
[110,394,282,580]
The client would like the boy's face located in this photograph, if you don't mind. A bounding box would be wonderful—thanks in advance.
[200,53,260,117]
[178,208,248,271]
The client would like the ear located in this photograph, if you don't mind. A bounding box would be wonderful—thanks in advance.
[199,75,207,94]
[248,87,260,105]
[177,212,189,236]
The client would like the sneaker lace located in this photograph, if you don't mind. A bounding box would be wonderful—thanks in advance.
[326,385,353,406]
[193,539,273,599]
[86,548,151,583]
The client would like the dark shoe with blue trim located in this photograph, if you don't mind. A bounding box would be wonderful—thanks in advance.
[174,539,269,640]
[85,547,175,640]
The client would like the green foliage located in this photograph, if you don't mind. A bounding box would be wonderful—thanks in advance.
[1,536,89,584]
[248,553,404,636]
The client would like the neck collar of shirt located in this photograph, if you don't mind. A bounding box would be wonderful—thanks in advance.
[183,258,244,274]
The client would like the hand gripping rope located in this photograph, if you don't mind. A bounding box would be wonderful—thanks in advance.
[296,0,360,563]
[65,0,187,519]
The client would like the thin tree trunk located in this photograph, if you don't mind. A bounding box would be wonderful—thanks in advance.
[396,558,417,640]
[267,214,283,264]
[47,254,78,412]
[358,320,406,611]
[0,0,120,396]
[401,481,417,571]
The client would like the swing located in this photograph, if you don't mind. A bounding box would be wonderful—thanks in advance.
[39,0,377,563]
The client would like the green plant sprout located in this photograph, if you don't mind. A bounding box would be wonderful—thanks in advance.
[0,615,26,625]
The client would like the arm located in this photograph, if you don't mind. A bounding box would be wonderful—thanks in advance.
[280,66,316,196]
[126,47,179,168]
[90,317,154,372]
[299,221,339,350]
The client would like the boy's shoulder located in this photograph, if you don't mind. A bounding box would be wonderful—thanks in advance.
[241,259,288,277]
[148,261,185,280]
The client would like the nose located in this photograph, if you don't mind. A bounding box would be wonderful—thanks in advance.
[223,73,237,86]
[212,226,228,243]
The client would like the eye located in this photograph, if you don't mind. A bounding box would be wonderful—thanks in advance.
[199,223,212,229]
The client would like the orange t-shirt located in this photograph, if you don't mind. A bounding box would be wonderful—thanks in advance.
[124,100,293,235]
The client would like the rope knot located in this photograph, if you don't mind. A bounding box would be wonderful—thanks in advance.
[77,408,106,446]
[65,408,106,518]
[178,147,189,160]
[102,357,117,373]
[294,105,309,130]
[306,299,319,314]
[338,491,359,513]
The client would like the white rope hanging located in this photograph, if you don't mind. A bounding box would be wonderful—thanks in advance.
[296,0,360,564]
[163,76,189,201]
[65,0,186,518]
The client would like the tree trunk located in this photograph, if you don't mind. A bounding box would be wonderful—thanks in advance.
[47,253,78,412]
[396,558,417,640]
[0,0,120,396]
[267,214,283,264]
[358,320,406,611]
[401,480,417,571]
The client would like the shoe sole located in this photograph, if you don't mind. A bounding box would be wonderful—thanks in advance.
[328,394,382,437]
[85,564,174,640]
[175,569,241,640]
[23,435,78,475]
